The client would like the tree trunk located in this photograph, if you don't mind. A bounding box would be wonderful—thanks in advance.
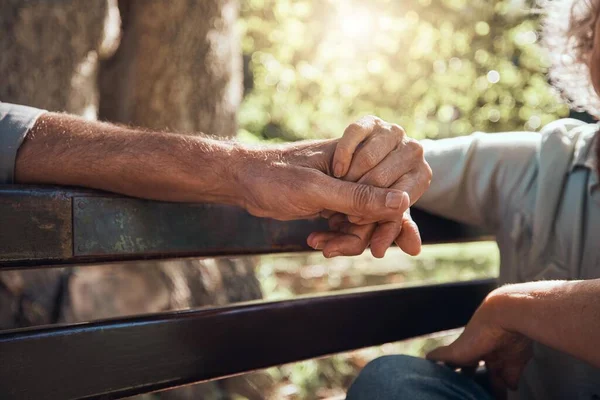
[97,0,242,137]
[0,0,110,115]
[0,1,271,398]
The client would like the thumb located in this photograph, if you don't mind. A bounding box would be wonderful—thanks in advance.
[316,175,409,221]
[427,337,481,367]
[426,345,456,363]
[395,212,422,256]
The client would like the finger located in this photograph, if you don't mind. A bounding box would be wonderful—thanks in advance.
[307,231,342,250]
[347,215,371,225]
[309,216,354,246]
[333,116,380,178]
[347,215,393,226]
[316,174,410,221]
[395,215,422,256]
[370,221,402,258]
[357,144,420,189]
[328,213,347,230]
[427,335,478,366]
[426,345,456,363]
[322,223,376,257]
[346,167,429,226]
[346,168,426,226]
[320,210,336,219]
[308,231,370,257]
[344,127,401,182]
[387,165,431,207]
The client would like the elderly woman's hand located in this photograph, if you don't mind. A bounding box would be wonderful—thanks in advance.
[308,115,431,258]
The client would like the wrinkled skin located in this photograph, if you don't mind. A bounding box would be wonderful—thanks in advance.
[427,291,533,397]
[237,117,431,227]
[307,116,432,258]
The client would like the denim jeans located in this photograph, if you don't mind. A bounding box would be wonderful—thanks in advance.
[346,355,493,400]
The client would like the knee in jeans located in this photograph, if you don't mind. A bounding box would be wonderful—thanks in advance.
[348,355,492,400]
[360,355,426,378]
[347,355,423,397]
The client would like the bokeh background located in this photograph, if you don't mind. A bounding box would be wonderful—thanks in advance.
[238,0,571,145]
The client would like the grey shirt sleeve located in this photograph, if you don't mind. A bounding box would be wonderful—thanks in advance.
[0,102,46,184]
[415,131,541,231]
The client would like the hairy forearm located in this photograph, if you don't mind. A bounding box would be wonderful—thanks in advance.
[12,112,410,223]
[15,112,248,205]
[493,279,600,367]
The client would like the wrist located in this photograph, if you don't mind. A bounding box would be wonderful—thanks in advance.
[188,138,256,208]
[483,287,522,333]
[484,281,571,334]
[218,143,286,211]
[227,144,264,209]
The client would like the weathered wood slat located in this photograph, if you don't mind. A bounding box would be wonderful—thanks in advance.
[0,279,496,400]
[0,186,491,269]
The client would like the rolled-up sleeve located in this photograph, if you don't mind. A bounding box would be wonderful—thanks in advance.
[416,132,541,231]
[0,102,46,184]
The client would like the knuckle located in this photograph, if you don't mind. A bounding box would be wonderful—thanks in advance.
[414,162,433,189]
[406,139,424,158]
[351,184,374,213]
[423,161,433,182]
[367,168,389,187]
[343,122,364,138]
[357,150,379,170]
[390,124,406,139]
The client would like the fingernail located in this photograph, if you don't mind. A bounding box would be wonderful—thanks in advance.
[385,192,405,209]
[326,251,341,258]
[314,242,324,250]
[348,216,363,224]
[333,162,344,178]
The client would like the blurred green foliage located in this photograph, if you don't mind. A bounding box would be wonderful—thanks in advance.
[239,0,569,142]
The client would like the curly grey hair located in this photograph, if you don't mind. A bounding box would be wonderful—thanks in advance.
[542,0,600,116]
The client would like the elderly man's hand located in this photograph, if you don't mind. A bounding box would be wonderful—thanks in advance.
[426,288,533,392]
[307,116,431,257]
[237,139,410,221]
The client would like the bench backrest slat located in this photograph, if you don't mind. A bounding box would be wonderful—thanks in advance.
[0,186,491,269]
[0,279,496,400]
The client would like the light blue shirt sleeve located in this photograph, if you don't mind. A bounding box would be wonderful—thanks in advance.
[416,131,541,231]
[0,102,46,184]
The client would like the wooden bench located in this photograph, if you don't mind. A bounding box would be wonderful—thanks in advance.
[0,185,495,399]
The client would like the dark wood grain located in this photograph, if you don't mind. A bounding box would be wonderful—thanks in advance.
[0,185,491,269]
[0,187,72,262]
[0,279,496,400]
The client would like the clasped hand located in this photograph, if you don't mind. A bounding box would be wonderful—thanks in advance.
[238,115,430,258]
[309,115,432,258]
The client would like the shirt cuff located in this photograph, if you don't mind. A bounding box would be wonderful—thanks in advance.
[0,102,47,184]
